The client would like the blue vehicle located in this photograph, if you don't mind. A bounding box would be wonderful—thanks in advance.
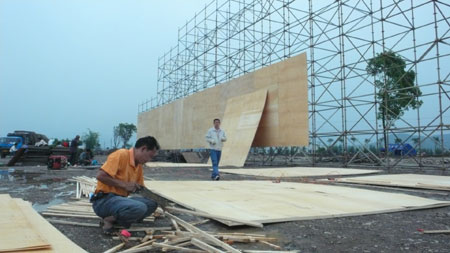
[0,136,24,158]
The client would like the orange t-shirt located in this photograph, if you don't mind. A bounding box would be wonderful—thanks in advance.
[95,148,144,197]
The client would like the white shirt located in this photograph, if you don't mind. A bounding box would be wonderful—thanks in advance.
[9,145,17,153]
[205,127,227,151]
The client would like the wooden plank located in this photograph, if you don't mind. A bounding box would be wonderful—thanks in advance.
[422,229,450,234]
[146,180,450,226]
[103,242,125,253]
[191,238,225,253]
[152,242,205,253]
[137,52,308,150]
[13,198,87,252]
[334,174,450,191]
[219,89,267,167]
[165,212,240,253]
[0,195,50,252]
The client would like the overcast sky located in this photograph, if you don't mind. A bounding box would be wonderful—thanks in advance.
[0,0,210,148]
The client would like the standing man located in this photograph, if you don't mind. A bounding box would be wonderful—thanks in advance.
[205,118,227,180]
[92,136,160,234]
[69,135,80,165]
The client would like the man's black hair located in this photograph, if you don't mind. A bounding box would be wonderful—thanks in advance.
[135,136,160,151]
[213,118,220,123]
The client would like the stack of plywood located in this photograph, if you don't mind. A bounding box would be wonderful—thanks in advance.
[0,194,86,252]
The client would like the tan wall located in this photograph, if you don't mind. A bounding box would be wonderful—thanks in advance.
[137,52,308,149]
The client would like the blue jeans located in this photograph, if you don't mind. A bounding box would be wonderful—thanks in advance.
[210,149,221,178]
[92,193,157,228]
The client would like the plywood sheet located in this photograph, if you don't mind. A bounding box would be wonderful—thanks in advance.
[145,181,450,225]
[145,162,210,168]
[334,174,450,191]
[14,198,87,253]
[219,167,381,178]
[219,89,267,167]
[138,52,308,149]
[0,195,50,252]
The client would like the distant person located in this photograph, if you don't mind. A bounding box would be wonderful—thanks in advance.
[69,135,80,165]
[91,136,160,235]
[9,143,18,156]
[79,148,94,166]
[205,118,227,180]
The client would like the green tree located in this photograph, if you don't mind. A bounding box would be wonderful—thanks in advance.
[82,129,100,150]
[115,123,137,148]
[113,126,121,148]
[366,51,422,151]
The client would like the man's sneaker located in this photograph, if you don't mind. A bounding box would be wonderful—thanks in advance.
[214,175,220,181]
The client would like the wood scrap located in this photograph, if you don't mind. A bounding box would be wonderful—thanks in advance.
[104,242,125,253]
[152,242,206,253]
[259,240,281,250]
[165,212,240,253]
[191,238,225,253]
[422,229,450,234]
[118,245,153,253]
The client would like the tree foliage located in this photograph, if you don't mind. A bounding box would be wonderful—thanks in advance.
[82,129,100,150]
[115,123,137,148]
[366,51,423,150]
[366,50,422,122]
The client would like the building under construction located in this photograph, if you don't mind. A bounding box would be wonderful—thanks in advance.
[139,0,450,170]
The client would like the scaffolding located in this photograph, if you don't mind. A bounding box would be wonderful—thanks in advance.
[139,0,450,170]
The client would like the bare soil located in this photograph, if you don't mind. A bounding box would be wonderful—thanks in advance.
[1,156,450,253]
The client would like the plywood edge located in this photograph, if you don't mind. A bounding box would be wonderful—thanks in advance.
[335,179,450,191]
[249,202,450,224]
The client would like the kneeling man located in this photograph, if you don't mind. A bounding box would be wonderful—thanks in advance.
[92,136,160,234]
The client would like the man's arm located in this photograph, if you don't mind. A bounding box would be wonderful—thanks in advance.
[96,169,140,193]
[221,130,227,142]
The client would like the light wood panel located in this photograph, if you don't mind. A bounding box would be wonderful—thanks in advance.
[145,162,210,168]
[138,52,308,149]
[0,195,50,252]
[218,167,381,178]
[219,89,267,167]
[334,174,450,191]
[0,195,86,253]
[144,181,450,225]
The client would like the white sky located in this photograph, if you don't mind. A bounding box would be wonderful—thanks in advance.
[0,0,210,148]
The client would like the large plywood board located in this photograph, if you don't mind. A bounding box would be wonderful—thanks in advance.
[145,162,210,168]
[219,89,267,167]
[0,195,50,252]
[14,198,87,253]
[0,195,86,253]
[138,52,308,149]
[334,174,450,191]
[218,167,381,178]
[145,181,450,225]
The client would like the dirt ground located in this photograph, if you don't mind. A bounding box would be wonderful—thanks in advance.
[1,156,450,253]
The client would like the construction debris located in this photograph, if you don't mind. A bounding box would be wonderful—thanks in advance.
[41,196,285,252]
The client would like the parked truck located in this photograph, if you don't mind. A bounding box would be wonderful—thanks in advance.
[0,130,49,158]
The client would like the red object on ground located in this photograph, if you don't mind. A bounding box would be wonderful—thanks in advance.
[417,228,424,232]
[48,155,68,169]
[120,229,131,238]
